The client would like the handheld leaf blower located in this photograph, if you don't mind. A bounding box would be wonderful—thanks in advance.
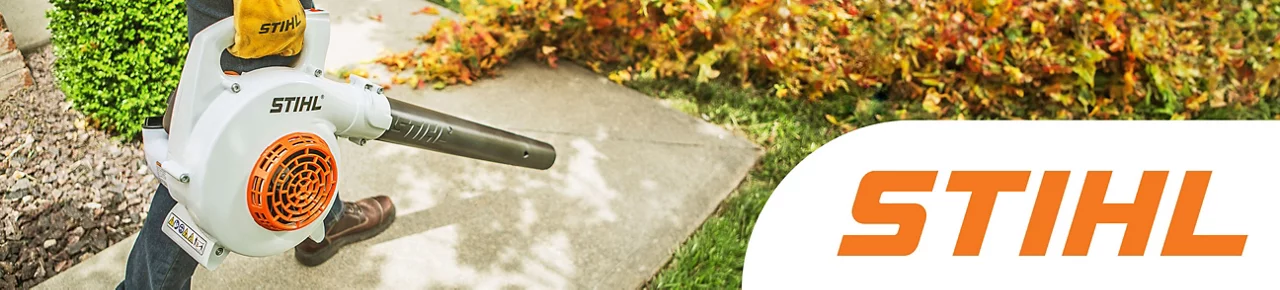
[140,9,556,270]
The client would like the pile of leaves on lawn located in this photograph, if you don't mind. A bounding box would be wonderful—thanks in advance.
[375,0,1280,122]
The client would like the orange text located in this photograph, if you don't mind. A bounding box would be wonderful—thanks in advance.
[836,171,1248,256]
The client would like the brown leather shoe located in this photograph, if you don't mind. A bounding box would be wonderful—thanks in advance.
[294,196,396,266]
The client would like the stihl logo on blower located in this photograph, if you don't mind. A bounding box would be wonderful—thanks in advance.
[269,95,323,113]
[140,9,556,270]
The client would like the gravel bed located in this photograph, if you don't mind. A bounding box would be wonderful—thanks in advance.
[0,46,158,289]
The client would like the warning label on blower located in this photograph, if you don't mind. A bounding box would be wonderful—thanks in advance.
[166,213,208,253]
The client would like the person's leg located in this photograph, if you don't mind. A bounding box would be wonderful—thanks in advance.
[116,185,195,290]
[120,0,360,288]
[128,3,397,289]
[189,0,398,267]
[117,184,346,289]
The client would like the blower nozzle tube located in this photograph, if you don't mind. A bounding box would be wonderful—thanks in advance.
[374,98,556,170]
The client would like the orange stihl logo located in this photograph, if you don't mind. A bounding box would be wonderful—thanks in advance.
[837,171,1248,257]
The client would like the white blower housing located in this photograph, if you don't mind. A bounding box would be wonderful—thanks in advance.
[141,9,556,270]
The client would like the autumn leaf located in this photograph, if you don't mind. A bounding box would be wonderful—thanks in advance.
[697,64,721,82]
[694,51,722,82]
[1211,90,1228,108]
[478,29,499,48]
[1102,17,1121,40]
[824,114,856,132]
[608,70,631,84]
[344,68,369,80]
[923,89,944,113]
[1185,92,1209,112]
[1123,70,1137,96]
[589,15,613,29]
[985,0,1013,30]
[824,114,840,125]
[413,6,440,15]
[1003,66,1025,83]
[900,57,912,82]
[920,78,944,88]
[546,55,559,68]
[1259,62,1280,81]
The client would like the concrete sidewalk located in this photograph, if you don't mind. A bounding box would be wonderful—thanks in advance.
[35,0,762,289]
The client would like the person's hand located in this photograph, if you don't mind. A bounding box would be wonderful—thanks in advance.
[227,0,307,59]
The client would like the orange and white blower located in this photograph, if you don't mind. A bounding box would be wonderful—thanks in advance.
[140,9,555,270]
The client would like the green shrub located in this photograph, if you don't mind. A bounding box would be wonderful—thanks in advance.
[47,0,188,138]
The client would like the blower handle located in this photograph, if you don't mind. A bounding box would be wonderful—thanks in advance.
[376,98,556,170]
[168,10,333,154]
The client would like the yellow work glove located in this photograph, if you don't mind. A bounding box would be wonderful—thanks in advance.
[228,0,307,59]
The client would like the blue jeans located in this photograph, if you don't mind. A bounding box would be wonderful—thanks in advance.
[118,0,329,289]
[116,185,343,290]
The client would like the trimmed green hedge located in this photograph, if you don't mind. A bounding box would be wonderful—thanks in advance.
[47,0,188,138]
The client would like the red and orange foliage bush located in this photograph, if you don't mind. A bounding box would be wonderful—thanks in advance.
[376,0,1280,120]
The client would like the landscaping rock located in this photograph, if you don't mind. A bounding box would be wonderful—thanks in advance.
[0,45,158,289]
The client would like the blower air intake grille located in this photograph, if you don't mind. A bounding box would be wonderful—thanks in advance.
[247,133,337,231]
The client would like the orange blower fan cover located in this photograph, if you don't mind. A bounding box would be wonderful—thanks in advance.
[246,132,338,231]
